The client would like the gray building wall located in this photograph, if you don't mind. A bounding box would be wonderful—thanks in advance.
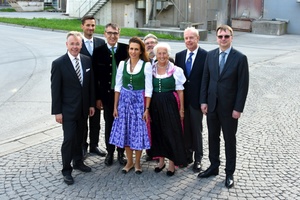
[264,0,300,34]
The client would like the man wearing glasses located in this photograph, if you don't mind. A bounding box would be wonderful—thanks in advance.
[92,23,128,166]
[143,33,158,64]
[198,25,249,189]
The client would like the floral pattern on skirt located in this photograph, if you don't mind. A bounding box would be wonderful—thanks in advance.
[109,87,151,150]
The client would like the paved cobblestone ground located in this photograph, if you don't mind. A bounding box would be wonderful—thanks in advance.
[0,12,300,199]
[1,49,300,199]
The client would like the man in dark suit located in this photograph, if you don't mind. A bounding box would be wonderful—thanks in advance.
[51,31,95,185]
[175,27,207,173]
[198,25,249,189]
[80,15,106,158]
[92,23,128,166]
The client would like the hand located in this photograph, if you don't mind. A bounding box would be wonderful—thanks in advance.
[179,110,184,120]
[232,110,241,119]
[143,110,149,123]
[113,107,118,118]
[89,107,95,117]
[201,104,208,115]
[96,100,103,110]
[55,114,63,124]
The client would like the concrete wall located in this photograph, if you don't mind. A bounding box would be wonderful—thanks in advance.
[264,0,300,34]
[94,1,112,26]
[68,0,99,18]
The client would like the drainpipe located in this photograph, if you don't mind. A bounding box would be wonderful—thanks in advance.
[236,0,238,17]
[153,0,157,20]
[186,0,188,22]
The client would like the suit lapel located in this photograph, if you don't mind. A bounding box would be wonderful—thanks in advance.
[219,48,236,77]
[80,55,87,84]
[181,50,188,76]
[64,54,78,80]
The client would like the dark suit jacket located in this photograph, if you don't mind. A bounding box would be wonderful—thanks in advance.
[92,43,129,105]
[80,37,105,57]
[200,47,249,115]
[175,47,207,109]
[51,53,95,121]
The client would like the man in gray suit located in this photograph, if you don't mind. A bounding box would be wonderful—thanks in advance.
[80,16,106,158]
[51,31,95,185]
[198,25,249,189]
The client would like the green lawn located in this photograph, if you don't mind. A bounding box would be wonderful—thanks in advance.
[0,17,181,40]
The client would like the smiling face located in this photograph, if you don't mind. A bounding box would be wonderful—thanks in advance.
[128,42,142,60]
[217,29,233,51]
[104,26,120,47]
[66,35,82,57]
[156,47,169,66]
[81,19,96,39]
[184,29,199,52]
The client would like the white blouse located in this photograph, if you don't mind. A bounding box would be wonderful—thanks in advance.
[114,59,153,98]
[154,65,186,91]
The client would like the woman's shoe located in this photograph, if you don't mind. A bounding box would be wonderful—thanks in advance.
[166,170,175,176]
[135,168,143,175]
[122,165,134,174]
[154,164,166,173]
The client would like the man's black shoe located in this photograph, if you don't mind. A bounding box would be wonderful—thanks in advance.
[192,161,202,173]
[73,162,91,172]
[104,153,113,166]
[225,174,234,188]
[197,167,219,178]
[82,148,87,160]
[90,147,106,157]
[117,152,127,166]
[63,175,74,185]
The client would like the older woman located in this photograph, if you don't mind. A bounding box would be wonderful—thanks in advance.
[109,37,152,174]
[150,42,187,176]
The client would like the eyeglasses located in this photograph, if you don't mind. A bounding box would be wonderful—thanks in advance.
[217,35,231,39]
[145,41,157,45]
[105,31,119,36]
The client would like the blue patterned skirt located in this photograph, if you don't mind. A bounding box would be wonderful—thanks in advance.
[109,87,151,150]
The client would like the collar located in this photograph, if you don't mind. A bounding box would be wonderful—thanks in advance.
[219,46,232,54]
[68,52,80,61]
[83,36,93,43]
[107,43,118,50]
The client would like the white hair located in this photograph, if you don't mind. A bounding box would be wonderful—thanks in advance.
[153,42,171,56]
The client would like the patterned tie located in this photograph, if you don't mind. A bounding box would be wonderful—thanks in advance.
[87,40,93,55]
[219,52,226,74]
[75,57,82,85]
[111,47,117,89]
[185,52,194,77]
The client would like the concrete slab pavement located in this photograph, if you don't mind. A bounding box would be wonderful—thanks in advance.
[1,11,300,199]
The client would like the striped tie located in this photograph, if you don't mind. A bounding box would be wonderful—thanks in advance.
[75,57,82,85]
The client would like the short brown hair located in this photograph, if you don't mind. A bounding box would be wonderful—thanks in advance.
[216,25,233,36]
[81,16,95,25]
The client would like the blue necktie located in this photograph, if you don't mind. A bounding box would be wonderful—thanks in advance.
[219,52,226,74]
[185,52,194,77]
[87,40,93,55]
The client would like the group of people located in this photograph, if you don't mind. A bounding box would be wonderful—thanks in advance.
[51,15,249,189]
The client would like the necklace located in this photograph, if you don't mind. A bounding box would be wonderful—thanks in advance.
[157,64,167,68]
[130,62,137,72]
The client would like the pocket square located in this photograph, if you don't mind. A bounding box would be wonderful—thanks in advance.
[86,68,90,72]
